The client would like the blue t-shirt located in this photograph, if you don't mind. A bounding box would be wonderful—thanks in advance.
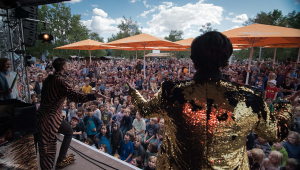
[146,124,158,137]
[254,74,268,91]
[120,139,134,162]
[283,141,300,162]
[112,115,117,127]
[95,133,112,155]
[86,117,97,136]
[290,73,297,78]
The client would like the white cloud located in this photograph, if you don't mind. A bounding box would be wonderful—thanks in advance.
[93,8,108,18]
[231,25,240,29]
[225,16,231,21]
[225,25,241,31]
[91,4,98,7]
[142,0,223,35]
[81,8,123,36]
[82,13,88,16]
[225,14,248,23]
[139,1,174,18]
[131,0,141,3]
[86,10,88,12]
[140,8,156,18]
[231,14,248,23]
[67,0,82,4]
[228,12,234,15]
[295,0,300,5]
[143,0,150,8]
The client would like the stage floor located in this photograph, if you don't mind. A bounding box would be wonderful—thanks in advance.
[37,134,140,170]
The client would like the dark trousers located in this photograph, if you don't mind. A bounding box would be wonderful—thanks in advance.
[112,144,121,155]
[57,119,73,161]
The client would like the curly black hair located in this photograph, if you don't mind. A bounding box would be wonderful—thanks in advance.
[190,31,233,71]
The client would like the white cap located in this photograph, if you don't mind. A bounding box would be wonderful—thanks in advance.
[268,80,276,85]
[91,87,96,91]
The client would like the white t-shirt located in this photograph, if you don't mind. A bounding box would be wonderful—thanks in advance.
[6,71,19,99]
[132,118,146,136]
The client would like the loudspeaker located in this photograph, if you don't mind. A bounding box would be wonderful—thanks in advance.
[22,6,38,15]
[20,6,38,47]
[23,28,37,47]
[22,20,38,31]
[15,6,38,19]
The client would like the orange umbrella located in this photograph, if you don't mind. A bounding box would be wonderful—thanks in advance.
[106,33,181,78]
[262,44,299,66]
[55,39,115,64]
[174,38,195,48]
[222,23,300,84]
[111,46,189,60]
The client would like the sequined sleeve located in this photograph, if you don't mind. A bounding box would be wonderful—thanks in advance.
[255,99,292,142]
[130,88,163,118]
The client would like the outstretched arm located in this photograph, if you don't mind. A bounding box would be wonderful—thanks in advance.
[125,82,163,118]
[61,78,108,103]
[255,94,293,142]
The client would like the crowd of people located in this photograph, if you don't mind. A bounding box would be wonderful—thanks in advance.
[24,57,300,170]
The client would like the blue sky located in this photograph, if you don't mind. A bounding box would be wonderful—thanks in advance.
[65,0,300,42]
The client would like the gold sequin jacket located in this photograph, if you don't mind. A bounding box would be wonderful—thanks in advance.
[130,71,292,170]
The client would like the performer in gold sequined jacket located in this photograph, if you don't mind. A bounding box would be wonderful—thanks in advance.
[126,32,293,170]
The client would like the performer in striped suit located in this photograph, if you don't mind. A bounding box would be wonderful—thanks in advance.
[36,58,106,169]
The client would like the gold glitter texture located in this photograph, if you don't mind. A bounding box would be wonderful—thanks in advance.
[130,80,292,170]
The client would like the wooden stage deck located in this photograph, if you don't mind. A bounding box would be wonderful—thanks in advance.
[37,135,140,170]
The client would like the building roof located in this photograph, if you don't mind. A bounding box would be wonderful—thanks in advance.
[145,53,170,57]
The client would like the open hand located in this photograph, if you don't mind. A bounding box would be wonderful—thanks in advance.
[94,91,109,99]
[123,81,134,95]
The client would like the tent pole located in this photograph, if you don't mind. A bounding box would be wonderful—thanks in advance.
[189,60,190,76]
[171,51,172,58]
[258,46,262,62]
[273,45,278,69]
[89,50,91,65]
[136,49,137,60]
[245,41,254,85]
[144,47,146,79]
[297,47,300,63]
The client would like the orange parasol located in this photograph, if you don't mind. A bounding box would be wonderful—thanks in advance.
[262,44,299,66]
[174,38,194,48]
[106,33,181,78]
[222,24,300,84]
[55,39,115,64]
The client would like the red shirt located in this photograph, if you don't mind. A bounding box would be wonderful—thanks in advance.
[265,86,278,99]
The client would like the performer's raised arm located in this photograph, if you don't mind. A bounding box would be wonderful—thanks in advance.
[255,93,293,142]
[125,82,163,118]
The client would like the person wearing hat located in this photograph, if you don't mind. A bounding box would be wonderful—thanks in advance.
[265,80,279,101]
[91,87,96,93]
[70,116,81,141]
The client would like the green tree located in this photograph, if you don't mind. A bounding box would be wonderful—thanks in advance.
[199,23,217,34]
[243,9,287,26]
[287,10,300,29]
[234,10,300,61]
[88,32,107,58]
[163,30,190,58]
[164,30,183,42]
[108,16,146,59]
[25,3,106,59]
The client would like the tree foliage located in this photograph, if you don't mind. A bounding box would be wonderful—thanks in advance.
[163,30,190,59]
[25,3,107,59]
[164,30,183,42]
[199,23,217,34]
[234,10,300,61]
[108,16,148,59]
